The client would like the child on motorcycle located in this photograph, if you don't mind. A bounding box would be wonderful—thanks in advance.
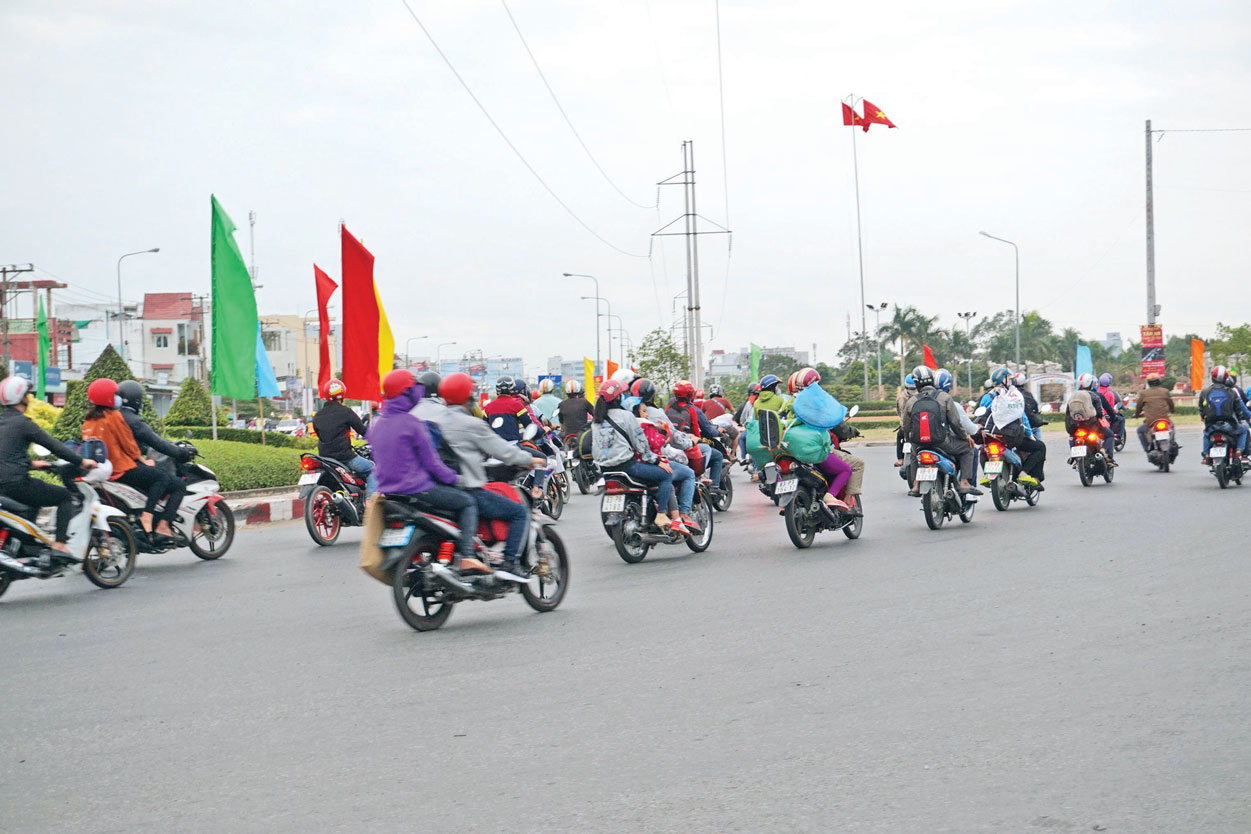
[631,394,698,532]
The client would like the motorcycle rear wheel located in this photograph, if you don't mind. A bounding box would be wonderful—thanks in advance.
[392,534,455,631]
[958,495,976,523]
[1215,463,1229,489]
[573,462,591,495]
[612,502,650,563]
[189,503,234,560]
[542,480,564,520]
[991,472,1011,511]
[842,494,864,539]
[1078,459,1093,487]
[304,486,341,546]
[83,517,137,589]
[922,483,946,530]
[784,487,816,549]
[711,469,734,511]
[1102,461,1115,484]
[0,572,11,600]
[521,528,569,612]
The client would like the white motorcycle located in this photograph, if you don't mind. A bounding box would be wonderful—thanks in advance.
[0,458,136,598]
[93,441,235,560]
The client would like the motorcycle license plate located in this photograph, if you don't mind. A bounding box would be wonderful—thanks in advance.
[1154,431,1170,440]
[378,525,414,548]
[983,460,1003,475]
[1214,445,1229,457]
[775,477,798,495]
[916,467,938,482]
[601,494,626,513]
[1070,445,1087,457]
[298,473,320,486]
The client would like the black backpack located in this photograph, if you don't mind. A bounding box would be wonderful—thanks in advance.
[424,420,461,473]
[908,390,949,446]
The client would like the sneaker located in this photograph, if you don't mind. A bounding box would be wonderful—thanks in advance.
[680,514,700,532]
[669,518,690,537]
[493,560,529,583]
[979,477,992,486]
[1017,474,1039,487]
[1033,483,1046,492]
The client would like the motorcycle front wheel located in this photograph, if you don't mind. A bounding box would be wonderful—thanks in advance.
[521,528,569,613]
[189,503,234,560]
[392,535,455,631]
[83,517,137,589]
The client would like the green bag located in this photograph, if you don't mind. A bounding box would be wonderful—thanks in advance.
[780,421,831,464]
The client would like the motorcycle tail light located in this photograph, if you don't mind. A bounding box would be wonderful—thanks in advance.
[0,530,7,548]
[1075,429,1087,438]
[777,458,793,474]
[1154,421,1169,431]
[300,456,319,471]
[604,480,627,494]
[917,451,939,465]
[986,442,1004,457]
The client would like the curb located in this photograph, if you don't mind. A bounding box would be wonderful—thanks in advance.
[225,491,303,527]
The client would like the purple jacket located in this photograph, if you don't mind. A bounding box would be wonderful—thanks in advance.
[366,384,459,495]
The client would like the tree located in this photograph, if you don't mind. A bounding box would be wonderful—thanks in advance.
[881,305,939,379]
[630,329,689,390]
[165,377,219,426]
[51,344,164,441]
[759,353,802,379]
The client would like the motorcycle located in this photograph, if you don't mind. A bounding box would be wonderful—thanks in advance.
[519,435,565,520]
[1145,418,1179,472]
[1207,429,1247,488]
[1068,425,1114,486]
[1113,406,1127,452]
[914,447,976,529]
[698,433,735,512]
[773,454,862,548]
[94,440,235,559]
[299,444,370,546]
[599,470,714,563]
[981,434,1040,511]
[898,438,915,487]
[0,459,136,598]
[376,463,568,632]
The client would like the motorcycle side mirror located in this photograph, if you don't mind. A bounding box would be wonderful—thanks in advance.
[974,406,988,418]
[847,405,860,418]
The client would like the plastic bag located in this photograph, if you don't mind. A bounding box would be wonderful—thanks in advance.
[991,386,1025,429]
[791,385,848,430]
[781,421,832,464]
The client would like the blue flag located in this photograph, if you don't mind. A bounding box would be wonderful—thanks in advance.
[255,322,281,397]
[1075,343,1093,378]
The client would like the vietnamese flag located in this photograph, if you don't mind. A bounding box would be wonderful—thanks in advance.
[922,344,938,369]
[340,225,396,401]
[861,99,896,132]
[841,102,865,129]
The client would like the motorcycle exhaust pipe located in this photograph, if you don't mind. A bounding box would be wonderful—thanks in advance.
[331,493,360,525]
[430,563,476,594]
[0,552,43,576]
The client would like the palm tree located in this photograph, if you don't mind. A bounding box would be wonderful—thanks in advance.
[881,305,939,383]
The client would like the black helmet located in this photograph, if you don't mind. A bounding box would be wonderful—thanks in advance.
[911,366,935,387]
[495,375,516,395]
[417,371,441,397]
[630,378,657,405]
[707,383,724,397]
[116,379,144,412]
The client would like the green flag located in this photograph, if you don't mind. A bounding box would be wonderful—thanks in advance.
[749,343,762,382]
[210,195,259,399]
[36,296,49,399]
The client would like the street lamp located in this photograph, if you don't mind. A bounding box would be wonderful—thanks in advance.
[564,272,603,376]
[979,231,1020,367]
[607,314,631,368]
[435,341,457,368]
[580,294,612,370]
[116,247,159,362]
[957,311,978,395]
[404,336,429,367]
[866,302,887,398]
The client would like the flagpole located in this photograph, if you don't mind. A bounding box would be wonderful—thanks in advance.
[848,94,869,400]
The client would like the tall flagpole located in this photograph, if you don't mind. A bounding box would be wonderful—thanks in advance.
[848,94,869,400]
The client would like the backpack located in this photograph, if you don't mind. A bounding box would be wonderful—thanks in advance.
[424,420,461,473]
[1206,386,1236,421]
[758,409,783,450]
[1067,390,1095,422]
[577,427,594,460]
[780,421,832,464]
[908,391,948,446]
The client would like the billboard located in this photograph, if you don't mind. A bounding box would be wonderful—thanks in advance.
[1140,324,1165,377]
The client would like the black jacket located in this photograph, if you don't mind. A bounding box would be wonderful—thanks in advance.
[0,407,84,486]
[120,407,187,461]
[557,396,592,436]
[1021,390,1047,429]
[313,401,368,462]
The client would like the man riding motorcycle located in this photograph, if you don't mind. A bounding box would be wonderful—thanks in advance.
[486,375,547,499]
[532,378,562,427]
[1065,372,1117,466]
[1133,372,1175,451]
[1199,365,1251,464]
[894,373,917,467]
[903,366,981,497]
[665,380,726,487]
[557,379,593,442]
[313,379,375,494]
[116,380,192,527]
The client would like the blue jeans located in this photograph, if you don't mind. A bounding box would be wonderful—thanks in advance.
[474,488,529,559]
[346,454,376,494]
[614,460,674,515]
[704,445,725,484]
[415,484,477,558]
[670,461,696,513]
[1203,422,1249,455]
[516,442,548,490]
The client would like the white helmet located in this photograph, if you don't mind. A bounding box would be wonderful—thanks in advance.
[0,376,31,406]
[1077,372,1096,390]
[538,378,556,394]
[610,368,635,384]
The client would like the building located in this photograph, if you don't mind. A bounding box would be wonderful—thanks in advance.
[258,314,340,416]
[706,346,810,381]
[1099,332,1123,358]
[546,355,586,382]
[132,293,205,385]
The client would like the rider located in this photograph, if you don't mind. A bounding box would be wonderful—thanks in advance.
[629,391,697,533]
[752,374,786,416]
[707,383,733,414]
[665,380,726,488]
[313,379,375,494]
[116,380,191,527]
[0,376,96,556]
[894,374,917,467]
[557,379,593,443]
[532,378,562,427]
[902,365,980,497]
[593,379,685,536]
[699,383,737,460]
[792,367,858,512]
[369,370,477,565]
[1096,373,1125,444]
[1133,372,1175,451]
[81,378,180,542]
[431,372,544,581]
[1198,365,1251,464]
[1065,373,1118,465]
[1012,371,1047,442]
[485,375,546,499]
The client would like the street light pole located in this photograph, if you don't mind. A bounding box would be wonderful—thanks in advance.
[979,231,1020,367]
[404,336,429,367]
[580,295,612,369]
[116,247,159,363]
[564,273,602,376]
[957,311,977,396]
[867,301,887,398]
[435,341,457,368]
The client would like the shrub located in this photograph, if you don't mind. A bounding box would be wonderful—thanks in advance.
[165,377,220,426]
[168,426,316,449]
[190,439,305,492]
[26,399,62,432]
[51,345,164,440]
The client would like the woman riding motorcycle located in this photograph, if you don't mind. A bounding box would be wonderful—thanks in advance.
[791,367,860,512]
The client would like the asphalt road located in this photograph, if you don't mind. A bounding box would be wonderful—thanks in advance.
[2,433,1248,833]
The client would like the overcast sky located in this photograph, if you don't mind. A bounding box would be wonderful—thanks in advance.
[3,0,1249,373]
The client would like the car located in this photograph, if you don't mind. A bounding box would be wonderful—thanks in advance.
[275,418,302,436]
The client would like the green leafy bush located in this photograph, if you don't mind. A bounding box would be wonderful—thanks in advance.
[190,440,304,492]
[168,426,316,449]
[165,377,220,426]
[51,345,164,440]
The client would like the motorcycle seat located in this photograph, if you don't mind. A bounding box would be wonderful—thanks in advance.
[381,494,462,523]
[600,468,655,490]
[0,494,34,515]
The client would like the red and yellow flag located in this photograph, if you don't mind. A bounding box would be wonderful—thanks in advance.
[314,266,337,388]
[861,99,897,132]
[340,225,395,401]
[841,102,865,129]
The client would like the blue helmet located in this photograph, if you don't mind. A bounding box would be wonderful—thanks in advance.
[760,374,780,391]
[935,368,953,392]
[904,374,915,390]
[1098,372,1113,387]
[991,368,1011,386]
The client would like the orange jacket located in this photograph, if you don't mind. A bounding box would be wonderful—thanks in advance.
[81,409,143,479]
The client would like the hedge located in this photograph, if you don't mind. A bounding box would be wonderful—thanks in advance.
[168,426,317,449]
[190,440,305,491]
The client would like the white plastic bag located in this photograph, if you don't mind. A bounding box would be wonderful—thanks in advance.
[991,387,1025,429]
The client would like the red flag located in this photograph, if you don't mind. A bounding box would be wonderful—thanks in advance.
[841,102,865,128]
[923,344,937,369]
[340,225,381,400]
[861,99,896,132]
[314,265,338,388]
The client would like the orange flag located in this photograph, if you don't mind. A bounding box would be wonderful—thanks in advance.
[1190,339,1205,391]
[606,360,619,381]
[861,99,897,132]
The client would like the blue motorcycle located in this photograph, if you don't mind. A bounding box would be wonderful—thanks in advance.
[982,434,1041,510]
[914,447,976,529]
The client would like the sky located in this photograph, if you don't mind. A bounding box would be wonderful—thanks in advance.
[3,0,1249,375]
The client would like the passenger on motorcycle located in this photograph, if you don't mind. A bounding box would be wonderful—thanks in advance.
[313,379,375,494]
[0,376,97,552]
[794,367,862,512]
[894,373,917,467]
[593,379,686,537]
[1012,372,1046,441]
[698,383,737,460]
[557,379,593,443]
[1199,365,1251,464]
[1096,372,1125,440]
[707,383,733,414]
[431,372,544,580]
[117,379,191,523]
[486,375,547,499]
[978,378,996,409]
[81,378,180,541]
[532,378,562,427]
[753,375,787,417]
[1133,373,1175,450]
[902,366,981,497]
[1064,373,1117,467]
[665,381,726,487]
[629,393,697,533]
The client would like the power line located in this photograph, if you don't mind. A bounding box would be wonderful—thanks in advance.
[1152,127,1251,133]
[397,0,648,258]
[500,0,657,210]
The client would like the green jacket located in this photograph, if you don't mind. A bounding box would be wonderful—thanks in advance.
[754,389,789,417]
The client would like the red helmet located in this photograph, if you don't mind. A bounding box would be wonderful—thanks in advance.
[87,378,119,407]
[672,380,694,400]
[795,367,821,391]
[321,379,346,400]
[694,388,705,401]
[1212,365,1230,384]
[598,379,628,402]
[382,369,417,400]
[439,372,475,406]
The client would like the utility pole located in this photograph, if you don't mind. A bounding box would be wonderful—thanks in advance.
[248,210,258,284]
[0,264,34,366]
[1144,119,1157,325]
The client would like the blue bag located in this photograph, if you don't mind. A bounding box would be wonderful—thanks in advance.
[791,385,847,430]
